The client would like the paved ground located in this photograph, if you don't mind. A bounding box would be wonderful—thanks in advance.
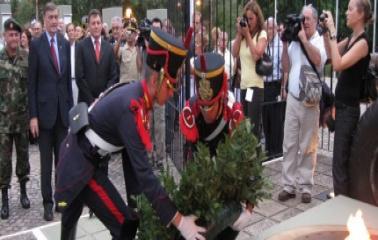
[0,144,334,240]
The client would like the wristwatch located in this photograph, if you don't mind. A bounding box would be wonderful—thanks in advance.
[329,30,337,40]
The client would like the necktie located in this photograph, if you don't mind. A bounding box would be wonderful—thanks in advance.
[95,39,100,63]
[50,38,59,73]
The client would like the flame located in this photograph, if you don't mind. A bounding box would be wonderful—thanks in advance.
[345,210,371,240]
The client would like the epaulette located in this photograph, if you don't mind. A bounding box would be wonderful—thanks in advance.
[179,98,199,142]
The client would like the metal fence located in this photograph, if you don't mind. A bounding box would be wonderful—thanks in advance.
[160,0,377,166]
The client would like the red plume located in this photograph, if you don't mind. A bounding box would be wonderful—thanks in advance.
[183,27,193,49]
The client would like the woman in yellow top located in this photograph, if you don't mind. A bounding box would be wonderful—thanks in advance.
[232,1,267,139]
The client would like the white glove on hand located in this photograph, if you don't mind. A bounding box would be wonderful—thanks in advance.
[177,215,206,240]
[231,208,253,231]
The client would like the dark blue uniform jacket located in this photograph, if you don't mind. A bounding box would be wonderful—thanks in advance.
[55,81,177,225]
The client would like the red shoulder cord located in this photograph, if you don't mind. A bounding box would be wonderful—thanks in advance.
[129,80,153,152]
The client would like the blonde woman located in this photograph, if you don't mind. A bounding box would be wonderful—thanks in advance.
[232,1,267,139]
[323,0,373,196]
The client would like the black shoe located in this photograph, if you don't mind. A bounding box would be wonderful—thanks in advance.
[20,181,30,209]
[20,193,30,209]
[301,193,312,203]
[44,207,53,221]
[1,203,9,219]
[1,188,9,219]
[278,190,296,202]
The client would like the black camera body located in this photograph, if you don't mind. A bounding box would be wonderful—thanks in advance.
[318,13,328,35]
[239,16,248,28]
[282,14,304,42]
[319,13,328,22]
[137,18,152,49]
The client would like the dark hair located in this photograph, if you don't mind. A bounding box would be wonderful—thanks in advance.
[66,23,74,33]
[151,17,163,29]
[22,29,32,45]
[88,9,102,23]
[43,2,58,16]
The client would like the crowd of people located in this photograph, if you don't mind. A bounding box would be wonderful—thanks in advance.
[0,0,375,239]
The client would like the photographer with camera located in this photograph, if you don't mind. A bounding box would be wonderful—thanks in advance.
[321,0,373,197]
[278,5,327,204]
[232,1,267,140]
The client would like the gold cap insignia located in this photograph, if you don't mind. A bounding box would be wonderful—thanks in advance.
[198,74,213,101]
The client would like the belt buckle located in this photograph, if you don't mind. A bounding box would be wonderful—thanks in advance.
[93,146,109,158]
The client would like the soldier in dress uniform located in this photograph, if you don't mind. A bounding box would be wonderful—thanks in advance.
[180,52,253,239]
[55,27,206,240]
[0,19,30,220]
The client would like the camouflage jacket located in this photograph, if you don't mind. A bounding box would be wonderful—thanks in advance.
[0,47,29,133]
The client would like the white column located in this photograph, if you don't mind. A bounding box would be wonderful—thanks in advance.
[335,0,339,34]
[274,0,277,21]
[190,0,194,26]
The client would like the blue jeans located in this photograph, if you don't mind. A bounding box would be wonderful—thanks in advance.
[332,101,360,196]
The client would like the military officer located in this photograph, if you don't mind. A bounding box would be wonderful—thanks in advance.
[55,27,206,240]
[0,19,30,220]
[180,52,253,239]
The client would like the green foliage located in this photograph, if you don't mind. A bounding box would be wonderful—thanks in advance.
[135,193,175,239]
[136,120,270,239]
[12,0,35,26]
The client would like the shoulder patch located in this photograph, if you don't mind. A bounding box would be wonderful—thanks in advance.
[229,102,244,131]
[180,101,199,142]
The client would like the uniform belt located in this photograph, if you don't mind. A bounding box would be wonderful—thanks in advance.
[84,129,123,156]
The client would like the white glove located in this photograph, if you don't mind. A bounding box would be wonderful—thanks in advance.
[231,208,253,231]
[177,215,207,240]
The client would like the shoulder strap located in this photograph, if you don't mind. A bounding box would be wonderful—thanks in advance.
[346,32,368,51]
[298,39,321,82]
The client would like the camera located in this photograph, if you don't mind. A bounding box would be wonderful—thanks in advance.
[318,13,328,35]
[239,16,248,28]
[281,14,304,42]
[136,18,152,49]
[319,13,328,22]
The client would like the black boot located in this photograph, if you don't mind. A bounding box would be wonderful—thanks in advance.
[20,181,30,209]
[60,223,77,240]
[1,188,9,219]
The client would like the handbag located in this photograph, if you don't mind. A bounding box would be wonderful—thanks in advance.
[255,32,273,76]
[299,64,322,106]
[256,53,273,76]
[360,67,377,103]
[299,40,335,126]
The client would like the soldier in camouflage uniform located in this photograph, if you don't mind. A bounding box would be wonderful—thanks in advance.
[0,19,30,220]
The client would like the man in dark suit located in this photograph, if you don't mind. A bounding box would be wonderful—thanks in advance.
[28,2,73,221]
[76,9,118,106]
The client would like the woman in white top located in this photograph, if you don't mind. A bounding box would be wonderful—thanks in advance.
[232,1,267,139]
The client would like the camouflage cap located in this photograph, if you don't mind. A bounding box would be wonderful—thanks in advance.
[4,18,22,33]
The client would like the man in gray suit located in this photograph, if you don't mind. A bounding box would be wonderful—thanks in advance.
[28,2,73,221]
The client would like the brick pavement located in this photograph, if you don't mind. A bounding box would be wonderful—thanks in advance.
[0,144,334,240]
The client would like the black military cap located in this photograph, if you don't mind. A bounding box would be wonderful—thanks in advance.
[4,18,22,33]
[194,52,226,105]
[147,27,189,80]
[124,21,137,32]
